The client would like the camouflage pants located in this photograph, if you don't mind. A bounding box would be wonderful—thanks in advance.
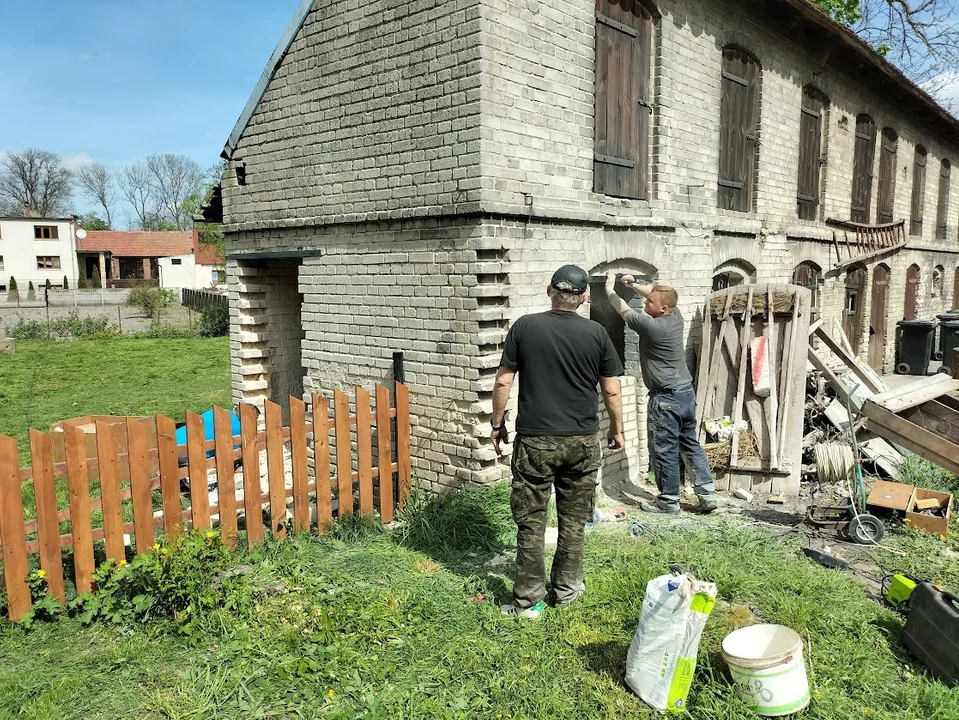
[510,433,603,609]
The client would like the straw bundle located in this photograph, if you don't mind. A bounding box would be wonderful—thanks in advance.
[709,291,795,317]
[703,430,761,471]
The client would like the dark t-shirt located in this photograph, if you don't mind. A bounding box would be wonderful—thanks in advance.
[623,306,692,391]
[499,310,624,436]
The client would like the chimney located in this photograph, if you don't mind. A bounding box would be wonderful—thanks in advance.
[21,202,38,218]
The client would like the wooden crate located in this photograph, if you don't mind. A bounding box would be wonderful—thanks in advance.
[906,488,953,537]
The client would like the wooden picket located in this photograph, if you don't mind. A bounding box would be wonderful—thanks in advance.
[0,383,411,622]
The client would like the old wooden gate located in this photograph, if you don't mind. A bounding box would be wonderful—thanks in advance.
[844,266,867,352]
[869,264,889,371]
[904,264,920,320]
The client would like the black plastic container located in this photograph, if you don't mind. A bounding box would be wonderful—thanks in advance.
[903,582,959,686]
[938,315,959,376]
[896,320,937,375]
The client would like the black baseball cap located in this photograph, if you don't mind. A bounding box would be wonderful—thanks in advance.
[550,264,589,294]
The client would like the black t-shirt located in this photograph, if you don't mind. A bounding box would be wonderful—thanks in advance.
[499,310,624,436]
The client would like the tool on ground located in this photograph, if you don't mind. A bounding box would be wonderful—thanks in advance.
[882,573,919,609]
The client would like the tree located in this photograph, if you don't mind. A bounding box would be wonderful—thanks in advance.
[0,149,73,217]
[118,161,156,230]
[62,276,69,290]
[27,281,36,302]
[44,278,52,291]
[77,213,110,231]
[814,0,959,91]
[76,163,115,227]
[145,154,204,230]
[6,277,17,303]
[91,266,102,289]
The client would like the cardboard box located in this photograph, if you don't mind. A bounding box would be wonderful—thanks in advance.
[906,488,954,537]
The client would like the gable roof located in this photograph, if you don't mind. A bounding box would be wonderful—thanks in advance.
[78,230,197,258]
[194,237,225,265]
[222,0,315,160]
[222,0,959,160]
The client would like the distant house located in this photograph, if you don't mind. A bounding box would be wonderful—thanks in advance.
[0,216,81,292]
[76,230,223,290]
[193,237,227,289]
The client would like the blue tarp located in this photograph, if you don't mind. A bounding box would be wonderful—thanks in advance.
[175,408,242,452]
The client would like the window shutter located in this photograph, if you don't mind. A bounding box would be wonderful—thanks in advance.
[910,146,927,235]
[718,48,760,212]
[877,128,898,224]
[936,159,950,240]
[796,87,825,221]
[593,0,652,200]
[904,264,920,320]
[850,115,876,223]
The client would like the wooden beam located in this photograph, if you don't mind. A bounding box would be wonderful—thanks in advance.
[870,374,959,414]
[862,400,959,475]
[829,241,906,274]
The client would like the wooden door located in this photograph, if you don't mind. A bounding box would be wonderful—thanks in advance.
[937,160,951,240]
[844,267,867,352]
[797,87,825,220]
[869,265,889,371]
[718,47,760,212]
[904,264,920,320]
[877,128,898,224]
[954,267,959,310]
[910,146,927,236]
[850,115,876,223]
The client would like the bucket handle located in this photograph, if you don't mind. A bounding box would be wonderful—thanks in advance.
[942,589,959,613]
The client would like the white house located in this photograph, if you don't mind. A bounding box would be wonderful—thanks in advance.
[0,216,81,294]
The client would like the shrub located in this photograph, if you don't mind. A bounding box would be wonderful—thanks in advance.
[63,275,69,290]
[44,278,52,291]
[198,305,230,337]
[27,281,36,301]
[7,276,18,302]
[132,324,197,339]
[5,311,119,341]
[126,285,177,323]
[91,266,102,289]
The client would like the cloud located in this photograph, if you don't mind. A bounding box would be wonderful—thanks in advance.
[922,72,959,115]
[61,153,94,171]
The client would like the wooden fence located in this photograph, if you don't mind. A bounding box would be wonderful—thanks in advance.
[181,288,228,312]
[0,384,412,622]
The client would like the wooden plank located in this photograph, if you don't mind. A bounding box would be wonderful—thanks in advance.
[29,429,65,602]
[127,418,154,552]
[777,292,801,463]
[334,389,353,516]
[766,289,780,471]
[698,296,734,441]
[814,326,884,394]
[356,386,374,515]
[396,382,412,506]
[265,400,287,538]
[862,400,959,475]
[213,406,238,547]
[240,403,263,548]
[902,405,959,445]
[871,375,959,414]
[313,394,333,531]
[0,435,31,621]
[94,422,125,566]
[730,287,754,466]
[694,302,712,405]
[831,241,906,272]
[376,384,395,523]
[186,411,211,531]
[156,414,183,539]
[289,396,310,533]
[64,424,95,595]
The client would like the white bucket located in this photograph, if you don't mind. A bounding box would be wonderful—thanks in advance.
[721,624,810,716]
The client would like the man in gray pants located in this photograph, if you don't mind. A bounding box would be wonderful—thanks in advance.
[604,271,717,514]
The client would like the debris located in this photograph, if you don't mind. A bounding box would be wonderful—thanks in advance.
[803,547,850,570]
[733,488,754,502]
[915,498,941,511]
[466,594,486,604]
[767,495,786,504]
[628,522,652,538]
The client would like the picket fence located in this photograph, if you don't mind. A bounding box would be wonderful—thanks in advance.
[0,384,411,622]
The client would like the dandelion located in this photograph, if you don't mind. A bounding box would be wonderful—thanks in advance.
[813,690,821,698]
[36,569,46,579]
[326,689,335,698]
[205,530,216,539]
[118,559,127,567]
[153,543,160,551]
[941,534,947,542]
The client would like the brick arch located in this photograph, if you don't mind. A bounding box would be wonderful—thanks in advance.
[581,229,669,274]
[712,235,763,269]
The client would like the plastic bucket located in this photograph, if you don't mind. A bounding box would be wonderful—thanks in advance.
[721,624,810,716]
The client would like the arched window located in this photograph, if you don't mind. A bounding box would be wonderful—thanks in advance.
[850,115,876,223]
[593,0,655,200]
[718,46,760,212]
[877,128,898,224]
[937,159,951,240]
[910,145,928,236]
[797,87,827,221]
[844,265,867,350]
[904,264,920,320]
[932,265,945,300]
[588,262,658,366]
[712,259,756,291]
[792,261,822,311]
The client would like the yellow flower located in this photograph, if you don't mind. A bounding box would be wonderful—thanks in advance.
[813,690,821,698]
[117,559,127,567]
[904,518,912,523]
[326,689,335,698]
[153,543,160,551]
[941,535,947,542]
[36,569,46,579]
[205,530,216,539]
[864,709,875,715]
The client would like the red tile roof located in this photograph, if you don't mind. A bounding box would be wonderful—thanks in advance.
[78,230,197,258]
[193,238,225,266]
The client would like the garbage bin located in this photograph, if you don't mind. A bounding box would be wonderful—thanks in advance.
[896,319,937,375]
[938,314,959,376]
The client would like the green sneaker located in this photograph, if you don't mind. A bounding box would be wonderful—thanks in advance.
[500,601,546,619]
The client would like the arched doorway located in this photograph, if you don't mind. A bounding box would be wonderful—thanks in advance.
[844,265,867,352]
[868,264,890,371]
[792,261,822,316]
[904,264,920,320]
[712,259,756,291]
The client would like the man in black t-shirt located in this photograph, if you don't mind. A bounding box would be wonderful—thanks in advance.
[490,264,625,620]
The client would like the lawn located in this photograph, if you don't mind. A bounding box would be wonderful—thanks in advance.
[1,483,958,720]
[0,338,231,462]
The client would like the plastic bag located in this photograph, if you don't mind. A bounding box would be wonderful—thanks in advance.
[750,336,771,397]
[625,573,717,713]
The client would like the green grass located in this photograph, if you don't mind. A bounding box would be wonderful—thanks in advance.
[0,338,231,463]
[2,484,958,719]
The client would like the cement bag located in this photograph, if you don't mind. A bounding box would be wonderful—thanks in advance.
[750,336,772,397]
[625,574,717,713]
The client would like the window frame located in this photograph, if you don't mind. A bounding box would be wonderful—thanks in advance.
[171,258,183,266]
[36,255,62,269]
[33,225,59,240]
[796,86,827,221]
[717,45,761,213]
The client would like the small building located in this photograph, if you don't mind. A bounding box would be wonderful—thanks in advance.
[77,230,207,290]
[0,216,81,293]
[215,0,959,494]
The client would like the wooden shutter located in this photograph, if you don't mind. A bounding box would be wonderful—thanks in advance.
[910,145,927,236]
[868,264,889,372]
[937,159,950,240]
[850,115,876,223]
[797,87,825,220]
[904,264,920,320]
[593,0,652,200]
[844,267,867,351]
[718,48,760,212]
[877,128,898,224]
[954,267,959,309]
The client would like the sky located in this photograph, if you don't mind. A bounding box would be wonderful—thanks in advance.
[0,0,302,217]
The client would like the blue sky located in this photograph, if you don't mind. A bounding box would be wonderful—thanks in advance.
[0,0,301,182]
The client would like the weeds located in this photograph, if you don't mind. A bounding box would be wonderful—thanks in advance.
[4,311,119,340]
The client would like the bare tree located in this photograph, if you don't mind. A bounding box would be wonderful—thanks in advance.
[0,149,73,217]
[76,163,115,228]
[118,161,156,229]
[145,153,204,230]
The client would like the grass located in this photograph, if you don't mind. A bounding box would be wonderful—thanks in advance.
[0,337,231,463]
[2,483,959,719]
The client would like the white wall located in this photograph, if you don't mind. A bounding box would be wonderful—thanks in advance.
[0,218,79,290]
[157,254,198,289]
[194,264,226,289]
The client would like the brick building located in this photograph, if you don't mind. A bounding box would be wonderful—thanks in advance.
[214,0,959,494]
